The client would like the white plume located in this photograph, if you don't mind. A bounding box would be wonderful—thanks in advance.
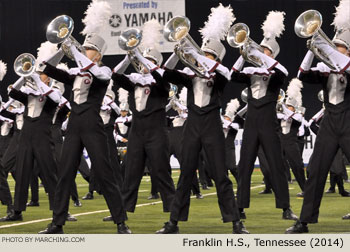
[0,60,7,81]
[261,11,286,39]
[178,87,187,105]
[286,78,303,107]
[140,19,162,51]
[199,3,236,41]
[332,0,350,30]
[36,41,58,65]
[118,88,129,104]
[225,98,240,119]
[81,0,112,35]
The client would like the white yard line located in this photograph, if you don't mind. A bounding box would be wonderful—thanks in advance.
[0,184,266,229]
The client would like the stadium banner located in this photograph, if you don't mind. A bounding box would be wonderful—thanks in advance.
[99,0,186,55]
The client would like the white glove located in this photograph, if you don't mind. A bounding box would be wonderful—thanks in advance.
[230,122,239,130]
[182,47,231,79]
[133,49,165,76]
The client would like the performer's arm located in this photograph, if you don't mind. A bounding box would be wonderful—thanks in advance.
[111,73,134,92]
[113,54,131,74]
[69,45,112,81]
[31,73,61,103]
[162,53,179,70]
[43,63,76,86]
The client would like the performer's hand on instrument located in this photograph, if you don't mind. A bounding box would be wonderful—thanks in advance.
[62,39,73,49]
[306,39,312,50]
[122,138,128,143]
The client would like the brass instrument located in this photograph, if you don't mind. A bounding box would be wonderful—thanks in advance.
[169,83,178,99]
[318,90,324,102]
[227,23,265,67]
[295,10,338,70]
[118,28,144,72]
[13,53,36,77]
[46,15,85,61]
[241,87,248,103]
[164,16,207,77]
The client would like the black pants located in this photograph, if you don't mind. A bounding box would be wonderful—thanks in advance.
[237,103,290,209]
[122,115,175,212]
[226,145,238,184]
[258,146,273,191]
[52,111,126,225]
[300,109,350,223]
[281,134,306,191]
[329,149,346,192]
[51,124,87,201]
[169,126,200,195]
[14,119,58,212]
[170,110,239,222]
[0,135,12,206]
[105,125,123,187]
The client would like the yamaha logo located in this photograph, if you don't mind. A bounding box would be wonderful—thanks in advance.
[145,88,150,95]
[109,14,122,28]
[263,76,268,81]
[340,77,345,84]
[39,97,44,102]
[207,81,213,87]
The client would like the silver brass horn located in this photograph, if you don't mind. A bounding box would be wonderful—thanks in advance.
[169,83,178,99]
[164,16,207,77]
[118,28,144,73]
[278,89,286,103]
[13,53,36,77]
[318,90,324,102]
[46,15,85,61]
[227,23,265,67]
[295,10,337,70]
[241,87,248,103]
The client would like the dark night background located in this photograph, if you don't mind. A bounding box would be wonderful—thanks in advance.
[0,0,340,118]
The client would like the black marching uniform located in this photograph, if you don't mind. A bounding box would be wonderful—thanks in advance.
[112,71,175,213]
[286,47,350,232]
[278,109,306,192]
[8,81,59,216]
[162,66,241,225]
[42,59,126,228]
[231,64,292,213]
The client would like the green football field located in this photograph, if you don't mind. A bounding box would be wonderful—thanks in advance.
[0,168,349,234]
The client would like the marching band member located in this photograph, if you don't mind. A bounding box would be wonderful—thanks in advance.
[1,68,61,222]
[231,11,297,220]
[156,5,248,234]
[308,104,350,197]
[39,0,130,234]
[278,78,306,196]
[286,0,350,233]
[222,99,244,183]
[167,87,203,199]
[111,19,176,215]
